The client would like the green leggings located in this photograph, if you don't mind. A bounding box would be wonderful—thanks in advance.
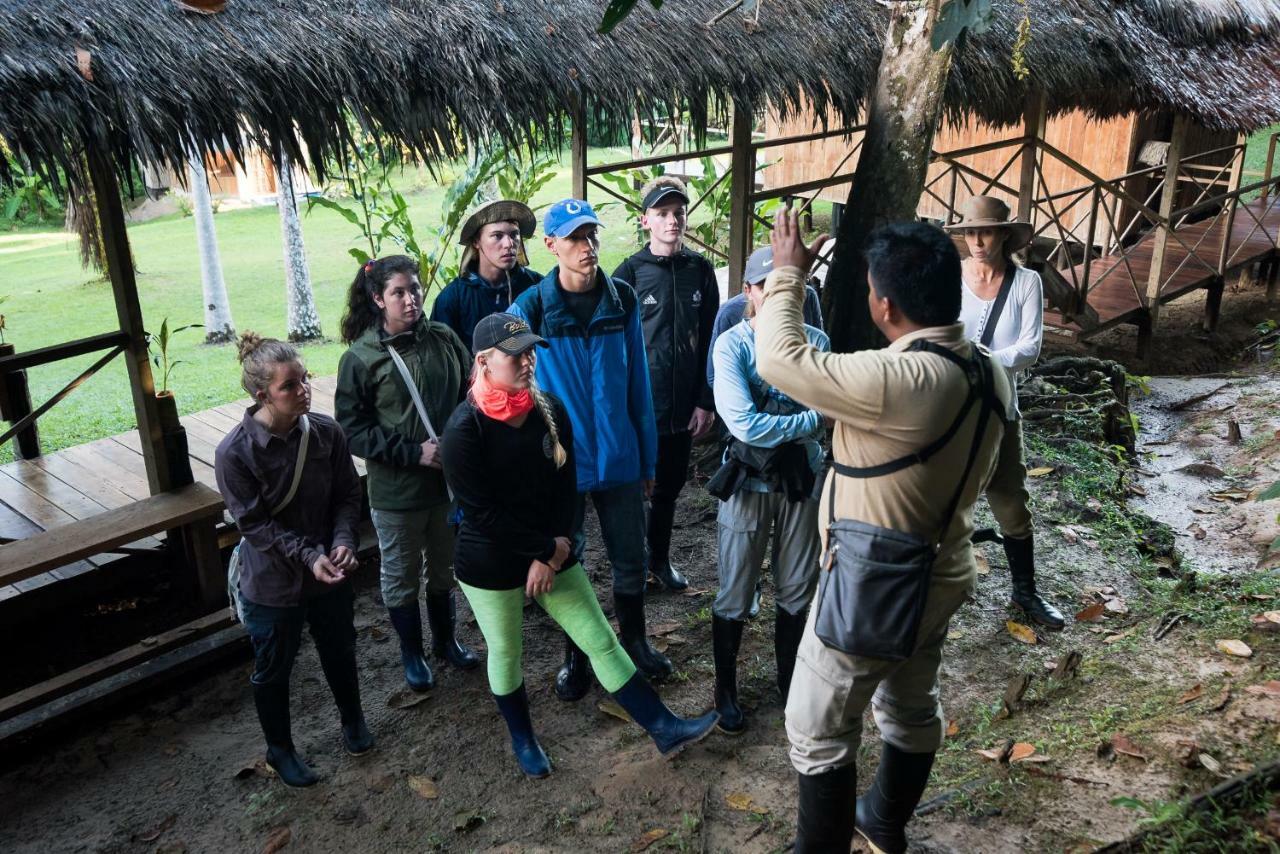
[459,563,637,696]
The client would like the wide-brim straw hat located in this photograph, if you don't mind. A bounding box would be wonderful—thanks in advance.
[458,200,536,272]
[943,195,1033,256]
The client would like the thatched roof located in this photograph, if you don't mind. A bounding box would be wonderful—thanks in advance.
[0,0,1277,184]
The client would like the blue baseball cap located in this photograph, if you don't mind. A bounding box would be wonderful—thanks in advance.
[543,198,605,238]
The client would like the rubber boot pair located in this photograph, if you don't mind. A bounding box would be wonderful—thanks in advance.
[387,604,435,692]
[855,743,937,854]
[712,608,807,734]
[556,592,673,701]
[425,591,479,670]
[1004,535,1066,630]
[493,683,552,778]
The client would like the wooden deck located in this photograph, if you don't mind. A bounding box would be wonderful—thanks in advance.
[0,375,359,602]
[1044,197,1280,336]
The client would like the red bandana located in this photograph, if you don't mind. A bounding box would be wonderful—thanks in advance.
[471,370,535,422]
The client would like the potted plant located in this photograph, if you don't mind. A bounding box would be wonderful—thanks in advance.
[146,318,201,486]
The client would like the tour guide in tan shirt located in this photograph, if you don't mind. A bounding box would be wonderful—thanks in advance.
[755,210,1024,854]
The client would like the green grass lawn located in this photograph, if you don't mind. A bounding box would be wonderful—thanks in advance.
[0,147,668,463]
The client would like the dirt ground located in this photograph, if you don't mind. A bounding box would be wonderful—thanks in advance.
[1,277,1279,853]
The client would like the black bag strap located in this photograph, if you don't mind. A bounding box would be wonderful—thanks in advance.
[978,270,1015,348]
[825,344,998,550]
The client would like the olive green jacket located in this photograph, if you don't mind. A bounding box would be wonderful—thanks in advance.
[335,318,470,511]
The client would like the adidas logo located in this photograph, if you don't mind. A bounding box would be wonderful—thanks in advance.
[642,294,658,305]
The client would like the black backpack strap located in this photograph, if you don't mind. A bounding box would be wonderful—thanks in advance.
[979,272,1015,348]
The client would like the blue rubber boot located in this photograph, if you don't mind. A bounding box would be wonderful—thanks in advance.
[610,672,719,756]
[493,683,551,778]
[387,604,435,692]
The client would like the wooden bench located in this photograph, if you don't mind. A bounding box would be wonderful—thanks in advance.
[0,482,227,605]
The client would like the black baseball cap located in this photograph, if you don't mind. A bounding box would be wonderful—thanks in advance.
[642,184,689,211]
[472,313,548,356]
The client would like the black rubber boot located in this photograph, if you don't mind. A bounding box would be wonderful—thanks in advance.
[253,682,319,788]
[855,742,936,854]
[774,606,807,701]
[554,635,592,702]
[1004,535,1066,631]
[312,629,375,756]
[615,592,674,681]
[711,615,746,734]
[493,683,552,778]
[794,766,856,853]
[648,559,690,592]
[386,604,435,691]
[426,591,479,670]
[610,672,719,756]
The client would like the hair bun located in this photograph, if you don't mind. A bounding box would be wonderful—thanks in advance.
[236,331,265,363]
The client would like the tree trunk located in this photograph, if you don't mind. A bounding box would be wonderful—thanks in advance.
[187,153,236,344]
[822,0,958,353]
[277,148,323,342]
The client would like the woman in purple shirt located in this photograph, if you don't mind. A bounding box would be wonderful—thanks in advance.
[215,333,370,788]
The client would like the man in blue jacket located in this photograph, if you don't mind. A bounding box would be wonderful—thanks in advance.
[510,198,669,698]
[431,200,542,351]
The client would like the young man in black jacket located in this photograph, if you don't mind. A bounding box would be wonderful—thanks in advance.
[613,176,720,592]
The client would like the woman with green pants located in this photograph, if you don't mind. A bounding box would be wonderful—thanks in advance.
[441,313,719,777]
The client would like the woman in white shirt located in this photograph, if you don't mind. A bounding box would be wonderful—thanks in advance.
[947,195,1065,630]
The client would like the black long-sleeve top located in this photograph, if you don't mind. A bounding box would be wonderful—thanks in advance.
[440,395,579,591]
[214,409,363,607]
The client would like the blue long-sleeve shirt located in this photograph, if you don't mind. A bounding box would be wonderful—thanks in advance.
[708,286,823,387]
[712,319,828,493]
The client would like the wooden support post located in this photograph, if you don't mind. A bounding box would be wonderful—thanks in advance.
[1134,310,1153,362]
[1216,133,1248,275]
[86,149,172,495]
[183,518,224,607]
[726,104,755,296]
[1267,254,1279,304]
[1202,276,1225,333]
[0,344,40,459]
[1017,88,1048,226]
[570,98,588,201]
[1144,112,1190,338]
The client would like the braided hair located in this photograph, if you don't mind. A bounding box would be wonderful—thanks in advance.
[470,354,568,469]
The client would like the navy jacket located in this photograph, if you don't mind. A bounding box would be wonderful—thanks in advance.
[430,266,541,352]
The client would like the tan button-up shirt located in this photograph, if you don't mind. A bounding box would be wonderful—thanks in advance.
[756,266,1021,592]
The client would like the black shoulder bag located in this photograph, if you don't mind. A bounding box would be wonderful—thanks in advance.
[979,270,1015,347]
[812,341,998,661]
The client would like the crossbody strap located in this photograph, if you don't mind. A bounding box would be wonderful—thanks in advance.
[978,271,1015,348]
[270,413,310,516]
[385,342,455,501]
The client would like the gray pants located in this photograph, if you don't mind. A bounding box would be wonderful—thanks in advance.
[714,490,821,621]
[785,580,969,775]
[371,505,456,608]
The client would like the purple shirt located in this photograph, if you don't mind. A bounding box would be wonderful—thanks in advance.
[215,407,363,607]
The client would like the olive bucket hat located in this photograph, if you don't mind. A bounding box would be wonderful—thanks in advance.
[458,200,537,272]
[943,195,1033,257]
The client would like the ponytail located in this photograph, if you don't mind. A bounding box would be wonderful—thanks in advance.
[339,254,421,344]
[530,381,568,469]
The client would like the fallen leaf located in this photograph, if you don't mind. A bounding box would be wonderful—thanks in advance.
[1104,597,1130,616]
[1177,684,1204,704]
[725,792,768,814]
[1075,602,1107,622]
[598,700,633,723]
[651,638,669,653]
[1103,628,1136,645]
[233,757,270,780]
[1009,742,1037,762]
[1245,681,1280,697]
[1209,488,1249,502]
[408,776,439,800]
[648,621,681,637]
[681,587,709,598]
[1126,483,1148,497]
[1028,466,1055,477]
[974,552,990,575]
[1006,621,1038,645]
[1188,523,1208,541]
[1227,420,1242,444]
[1252,611,1280,632]
[263,826,291,854]
[1057,525,1079,545]
[454,810,485,832]
[1177,462,1225,479]
[1211,681,1233,712]
[631,828,670,851]
[1198,753,1223,775]
[947,629,964,640]
[1216,639,1254,658]
[136,814,177,843]
[1050,650,1083,681]
[946,720,960,737]
[1110,733,1148,761]
[387,690,432,710]
[365,772,395,794]
[367,626,389,643]
[976,747,1006,761]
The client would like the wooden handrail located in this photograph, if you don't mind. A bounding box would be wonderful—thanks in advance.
[0,345,124,448]
[0,331,129,373]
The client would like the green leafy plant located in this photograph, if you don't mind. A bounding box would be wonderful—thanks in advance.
[0,295,7,345]
[146,318,202,396]
[495,149,559,214]
[1,169,63,224]
[599,0,663,34]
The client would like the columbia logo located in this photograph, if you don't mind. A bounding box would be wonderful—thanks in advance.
[642,294,658,305]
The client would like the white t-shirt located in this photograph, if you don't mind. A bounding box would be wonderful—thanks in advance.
[959,264,1044,373]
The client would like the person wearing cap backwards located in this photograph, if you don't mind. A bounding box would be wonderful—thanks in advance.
[509,198,670,699]
[430,200,541,352]
[945,195,1064,631]
[440,313,719,778]
[611,176,719,593]
[707,244,829,735]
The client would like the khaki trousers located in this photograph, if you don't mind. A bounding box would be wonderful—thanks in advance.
[784,579,970,775]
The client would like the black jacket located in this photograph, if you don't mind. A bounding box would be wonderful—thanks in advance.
[613,246,719,435]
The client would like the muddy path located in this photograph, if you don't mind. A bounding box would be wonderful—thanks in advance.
[3,325,1280,852]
